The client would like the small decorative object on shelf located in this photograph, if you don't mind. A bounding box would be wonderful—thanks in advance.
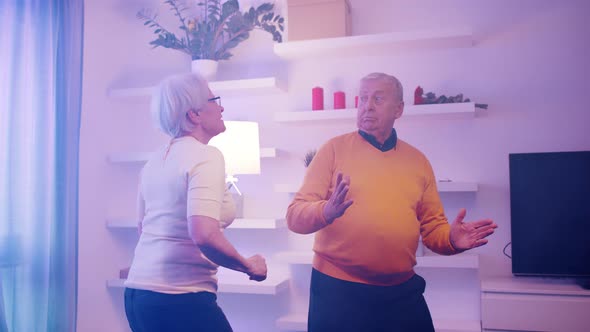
[137,0,284,78]
[414,86,488,109]
[312,87,324,110]
[354,95,359,108]
[333,91,345,109]
[303,149,317,167]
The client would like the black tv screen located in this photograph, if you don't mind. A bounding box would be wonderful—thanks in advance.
[509,151,590,277]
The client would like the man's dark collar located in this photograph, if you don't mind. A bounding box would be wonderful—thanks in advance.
[358,128,397,152]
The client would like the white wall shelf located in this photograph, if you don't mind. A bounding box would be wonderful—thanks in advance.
[275,314,481,332]
[108,147,277,164]
[106,218,286,230]
[275,181,478,194]
[274,251,314,265]
[107,77,286,98]
[274,103,476,123]
[274,27,473,60]
[275,313,307,331]
[275,251,478,269]
[107,274,290,295]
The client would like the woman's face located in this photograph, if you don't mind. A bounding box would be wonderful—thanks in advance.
[198,88,226,138]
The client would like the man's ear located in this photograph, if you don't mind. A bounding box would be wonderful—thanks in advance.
[394,102,404,119]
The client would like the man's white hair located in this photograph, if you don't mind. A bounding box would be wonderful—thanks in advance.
[361,72,403,102]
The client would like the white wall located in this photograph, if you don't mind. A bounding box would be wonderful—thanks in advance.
[78,1,590,331]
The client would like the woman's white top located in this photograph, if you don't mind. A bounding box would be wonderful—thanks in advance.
[125,136,236,294]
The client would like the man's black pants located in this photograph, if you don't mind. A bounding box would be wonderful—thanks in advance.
[308,269,435,332]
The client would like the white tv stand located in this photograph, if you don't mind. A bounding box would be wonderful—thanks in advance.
[481,276,590,332]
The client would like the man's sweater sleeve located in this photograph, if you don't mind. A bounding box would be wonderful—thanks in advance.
[286,141,335,234]
[417,157,460,255]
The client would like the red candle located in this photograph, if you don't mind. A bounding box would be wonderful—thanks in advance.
[355,96,359,108]
[312,87,324,111]
[334,91,345,109]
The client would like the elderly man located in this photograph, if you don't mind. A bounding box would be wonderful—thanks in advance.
[286,72,497,332]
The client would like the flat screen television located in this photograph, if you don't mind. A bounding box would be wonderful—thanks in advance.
[509,151,590,279]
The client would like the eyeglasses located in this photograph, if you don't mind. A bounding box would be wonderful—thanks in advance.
[360,95,385,106]
[208,96,221,106]
[359,95,403,107]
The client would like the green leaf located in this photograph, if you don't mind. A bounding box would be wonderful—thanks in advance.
[222,0,240,17]
[256,3,273,13]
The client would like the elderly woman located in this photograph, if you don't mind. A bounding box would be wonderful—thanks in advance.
[124,73,267,332]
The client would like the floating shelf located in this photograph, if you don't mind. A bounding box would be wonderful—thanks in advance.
[108,147,277,164]
[108,77,286,98]
[275,251,478,269]
[274,251,313,265]
[274,27,473,60]
[276,314,481,332]
[274,103,476,123]
[227,218,286,229]
[417,254,479,269]
[275,313,307,331]
[275,181,478,194]
[107,218,286,230]
[106,152,152,164]
[107,274,290,295]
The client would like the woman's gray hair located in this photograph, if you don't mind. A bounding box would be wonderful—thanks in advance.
[361,72,404,102]
[151,73,209,138]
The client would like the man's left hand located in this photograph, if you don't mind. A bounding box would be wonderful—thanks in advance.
[450,208,498,250]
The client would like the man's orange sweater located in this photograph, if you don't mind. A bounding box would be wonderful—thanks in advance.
[286,131,458,286]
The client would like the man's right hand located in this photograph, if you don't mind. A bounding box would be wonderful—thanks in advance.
[245,254,267,281]
[322,172,354,224]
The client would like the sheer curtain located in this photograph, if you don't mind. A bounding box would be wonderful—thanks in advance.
[0,1,83,331]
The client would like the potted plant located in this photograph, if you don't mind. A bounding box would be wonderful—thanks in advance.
[137,0,284,79]
[303,149,317,167]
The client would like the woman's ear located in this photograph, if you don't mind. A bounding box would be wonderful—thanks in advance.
[186,109,200,125]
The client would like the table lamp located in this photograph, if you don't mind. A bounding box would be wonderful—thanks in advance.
[209,121,260,196]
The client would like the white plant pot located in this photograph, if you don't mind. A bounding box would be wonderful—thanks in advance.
[191,59,218,81]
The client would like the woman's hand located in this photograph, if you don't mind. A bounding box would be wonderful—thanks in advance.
[245,254,267,281]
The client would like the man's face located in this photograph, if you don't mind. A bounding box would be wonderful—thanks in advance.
[356,79,403,136]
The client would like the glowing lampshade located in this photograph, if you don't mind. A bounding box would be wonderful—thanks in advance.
[209,121,260,194]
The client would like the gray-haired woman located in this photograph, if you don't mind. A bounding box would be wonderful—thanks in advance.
[124,73,266,332]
